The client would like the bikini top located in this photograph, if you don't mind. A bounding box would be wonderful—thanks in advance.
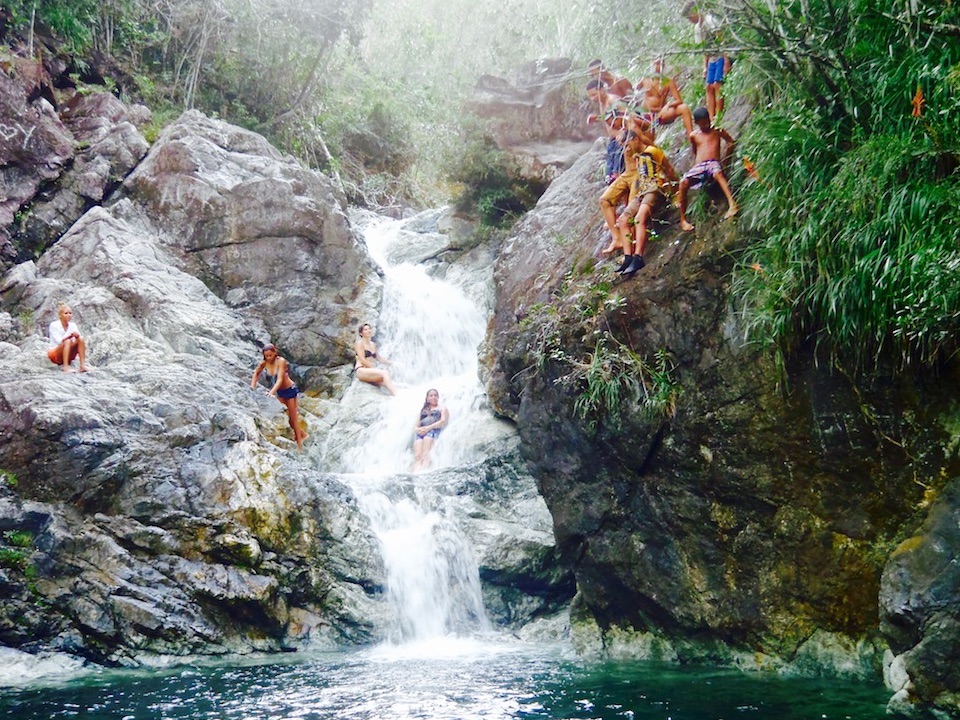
[364,349,377,358]
[419,407,442,427]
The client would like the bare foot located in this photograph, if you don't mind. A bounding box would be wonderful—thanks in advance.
[79,365,90,373]
[680,219,695,232]
[62,367,77,373]
[723,205,739,220]
[601,243,617,255]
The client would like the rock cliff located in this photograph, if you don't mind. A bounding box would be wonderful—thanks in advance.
[0,97,568,666]
[487,140,960,717]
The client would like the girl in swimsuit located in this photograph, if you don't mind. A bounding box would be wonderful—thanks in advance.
[412,388,449,472]
[250,343,307,451]
[353,323,397,395]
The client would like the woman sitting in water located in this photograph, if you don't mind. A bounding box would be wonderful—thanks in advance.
[354,322,397,395]
[250,343,307,452]
[412,388,449,472]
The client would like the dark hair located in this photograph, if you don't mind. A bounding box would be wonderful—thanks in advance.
[419,388,440,419]
[586,79,604,92]
[692,106,710,122]
[588,59,603,69]
[262,343,278,354]
[358,322,371,335]
[682,1,698,15]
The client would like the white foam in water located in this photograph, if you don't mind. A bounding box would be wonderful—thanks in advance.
[332,212,503,644]
[335,214,495,476]
[0,647,88,686]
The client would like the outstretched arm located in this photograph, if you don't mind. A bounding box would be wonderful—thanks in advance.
[250,361,265,389]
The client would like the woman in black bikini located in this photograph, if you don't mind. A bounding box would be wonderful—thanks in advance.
[251,343,307,451]
[353,323,397,395]
[412,388,449,471]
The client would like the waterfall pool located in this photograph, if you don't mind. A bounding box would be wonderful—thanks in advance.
[0,212,892,718]
[0,640,890,719]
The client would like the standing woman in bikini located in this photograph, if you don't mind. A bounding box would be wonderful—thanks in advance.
[250,343,307,451]
[354,322,397,395]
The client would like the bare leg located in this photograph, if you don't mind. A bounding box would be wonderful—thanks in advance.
[677,179,695,231]
[356,367,397,395]
[412,438,424,471]
[77,337,87,372]
[634,202,655,258]
[712,172,739,219]
[56,339,78,372]
[600,197,622,253]
[279,397,305,451]
[418,437,435,470]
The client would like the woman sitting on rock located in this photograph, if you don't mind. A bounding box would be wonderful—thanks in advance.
[353,323,397,395]
[412,388,449,472]
[47,302,88,373]
[250,343,307,451]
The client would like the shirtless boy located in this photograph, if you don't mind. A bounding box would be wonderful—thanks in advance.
[587,59,633,99]
[677,106,738,231]
[633,58,694,135]
[587,80,654,185]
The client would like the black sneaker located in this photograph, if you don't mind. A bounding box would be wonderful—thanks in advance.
[620,256,645,276]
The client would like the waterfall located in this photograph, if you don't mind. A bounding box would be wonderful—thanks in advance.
[320,210,505,644]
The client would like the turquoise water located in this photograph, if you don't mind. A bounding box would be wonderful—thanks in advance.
[0,640,890,720]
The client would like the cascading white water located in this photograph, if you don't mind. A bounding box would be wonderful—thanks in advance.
[322,211,504,644]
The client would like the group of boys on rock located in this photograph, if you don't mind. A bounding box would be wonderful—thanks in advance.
[587,1,738,278]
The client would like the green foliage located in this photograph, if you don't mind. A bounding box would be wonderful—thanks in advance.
[3,0,98,50]
[0,530,33,571]
[523,273,681,431]
[565,340,681,431]
[3,530,32,548]
[725,0,960,372]
[0,469,17,488]
[449,127,547,227]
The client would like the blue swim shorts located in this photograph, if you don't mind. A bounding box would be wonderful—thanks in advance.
[706,56,726,85]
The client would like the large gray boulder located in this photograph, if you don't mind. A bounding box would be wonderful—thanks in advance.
[465,58,598,185]
[0,200,387,663]
[0,58,73,268]
[118,110,378,369]
[15,92,151,259]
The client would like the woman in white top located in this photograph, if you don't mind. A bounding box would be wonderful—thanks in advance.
[47,303,88,373]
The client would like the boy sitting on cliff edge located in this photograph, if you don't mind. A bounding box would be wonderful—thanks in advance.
[677,106,738,231]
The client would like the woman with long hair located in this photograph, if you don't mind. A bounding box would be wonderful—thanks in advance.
[251,343,307,451]
[412,388,449,471]
[353,322,397,395]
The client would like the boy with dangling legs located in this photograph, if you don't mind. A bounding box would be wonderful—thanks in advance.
[615,144,678,276]
[677,106,738,231]
[598,130,649,261]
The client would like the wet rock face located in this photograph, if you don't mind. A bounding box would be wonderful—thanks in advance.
[0,56,150,269]
[465,58,599,185]
[487,142,960,713]
[880,479,960,715]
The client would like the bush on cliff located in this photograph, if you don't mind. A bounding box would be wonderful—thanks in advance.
[727,0,960,372]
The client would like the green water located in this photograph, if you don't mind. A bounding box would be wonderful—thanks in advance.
[0,639,890,720]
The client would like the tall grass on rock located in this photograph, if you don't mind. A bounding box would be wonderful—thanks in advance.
[724,0,960,371]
